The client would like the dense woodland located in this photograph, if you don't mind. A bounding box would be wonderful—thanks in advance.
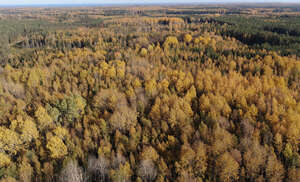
[0,4,300,182]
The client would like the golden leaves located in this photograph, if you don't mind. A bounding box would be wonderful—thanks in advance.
[140,146,159,162]
[183,34,193,44]
[46,136,68,159]
[0,127,21,155]
[163,36,179,49]
[145,79,157,97]
[35,106,53,130]
[0,152,11,168]
[215,152,239,182]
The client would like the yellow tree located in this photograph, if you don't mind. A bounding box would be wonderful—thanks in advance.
[140,48,148,57]
[20,119,39,144]
[215,152,240,182]
[287,167,300,182]
[109,162,132,182]
[145,79,157,97]
[46,136,68,159]
[0,152,11,168]
[19,158,33,182]
[163,36,179,49]
[193,141,207,178]
[265,151,285,182]
[35,106,53,130]
[243,141,267,180]
[140,146,159,162]
[183,34,192,44]
[0,126,21,154]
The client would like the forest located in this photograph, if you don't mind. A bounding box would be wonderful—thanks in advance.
[0,3,300,182]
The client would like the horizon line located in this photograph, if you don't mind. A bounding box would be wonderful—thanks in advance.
[1,2,300,8]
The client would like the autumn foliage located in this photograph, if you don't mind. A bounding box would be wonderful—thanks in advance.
[0,4,300,182]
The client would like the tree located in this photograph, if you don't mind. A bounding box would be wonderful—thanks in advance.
[163,36,179,49]
[140,146,159,162]
[27,69,40,88]
[20,119,39,144]
[0,126,21,154]
[243,141,267,180]
[211,125,235,156]
[193,141,207,177]
[184,34,192,44]
[46,104,61,122]
[87,155,108,182]
[215,152,240,182]
[287,167,300,182]
[10,117,39,144]
[145,79,157,97]
[42,162,54,182]
[140,48,148,57]
[19,159,33,182]
[0,176,17,182]
[35,106,53,130]
[109,162,132,182]
[56,95,86,123]
[109,104,137,132]
[265,152,285,182]
[53,127,68,140]
[283,143,293,161]
[0,152,11,168]
[46,136,68,159]
[273,132,283,153]
[138,159,157,182]
[59,160,84,182]
[93,89,126,112]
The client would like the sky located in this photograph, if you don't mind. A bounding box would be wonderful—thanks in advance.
[0,0,299,5]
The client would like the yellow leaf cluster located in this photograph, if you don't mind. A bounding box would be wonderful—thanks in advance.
[0,152,11,167]
[46,136,68,159]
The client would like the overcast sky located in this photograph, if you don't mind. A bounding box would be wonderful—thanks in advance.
[0,0,299,5]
